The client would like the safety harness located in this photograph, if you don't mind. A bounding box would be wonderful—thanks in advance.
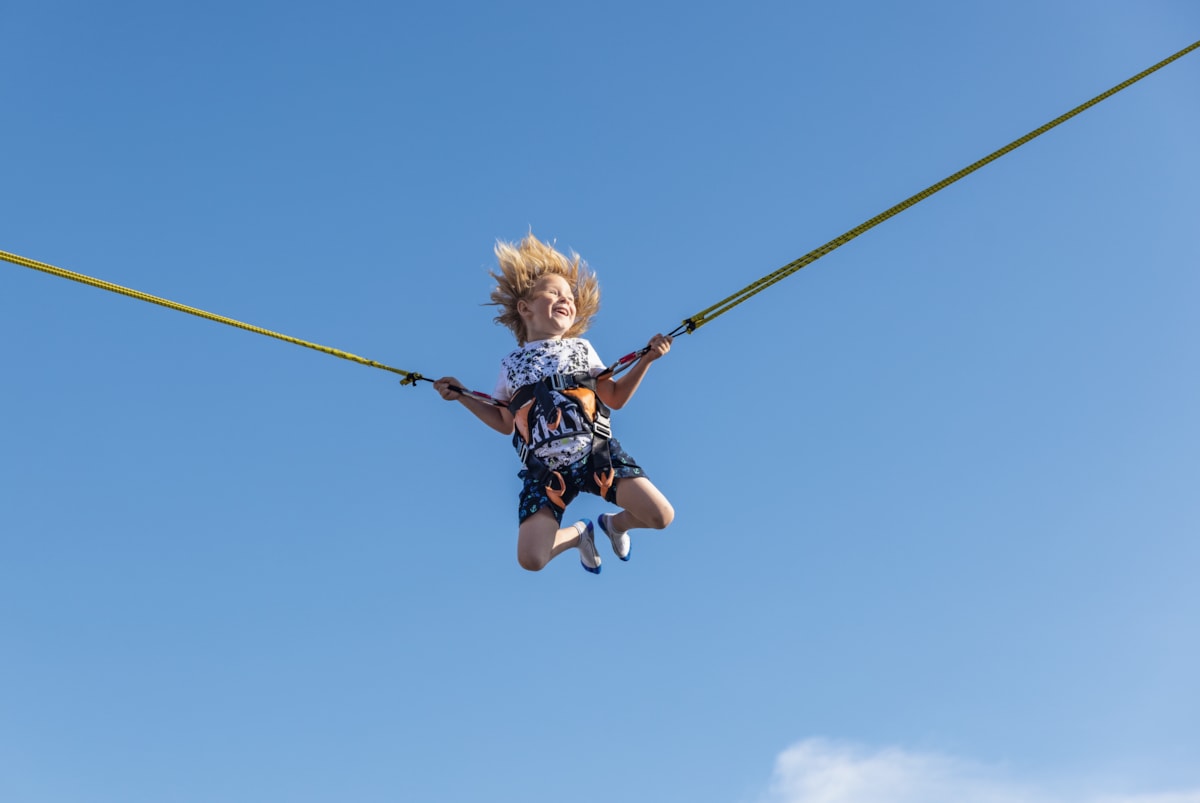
[506,372,615,510]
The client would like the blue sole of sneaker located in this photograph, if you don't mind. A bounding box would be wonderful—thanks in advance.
[579,519,601,574]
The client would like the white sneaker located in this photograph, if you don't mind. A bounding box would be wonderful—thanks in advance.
[599,513,630,561]
[576,520,601,575]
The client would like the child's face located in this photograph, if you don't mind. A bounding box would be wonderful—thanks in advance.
[518,274,577,341]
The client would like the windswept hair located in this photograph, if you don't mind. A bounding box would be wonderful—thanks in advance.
[488,233,601,345]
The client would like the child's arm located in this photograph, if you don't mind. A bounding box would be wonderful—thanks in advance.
[595,333,672,410]
[434,376,515,435]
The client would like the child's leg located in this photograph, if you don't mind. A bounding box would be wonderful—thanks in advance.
[610,477,674,532]
[517,507,587,572]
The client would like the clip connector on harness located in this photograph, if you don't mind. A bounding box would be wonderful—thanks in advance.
[592,412,612,440]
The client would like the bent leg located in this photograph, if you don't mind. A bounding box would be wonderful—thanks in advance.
[610,476,674,532]
[516,507,586,572]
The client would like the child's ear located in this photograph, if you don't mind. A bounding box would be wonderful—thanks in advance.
[516,298,530,319]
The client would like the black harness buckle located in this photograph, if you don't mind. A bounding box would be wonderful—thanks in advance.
[592,412,612,440]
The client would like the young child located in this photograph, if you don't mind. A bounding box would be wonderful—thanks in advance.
[434,234,674,575]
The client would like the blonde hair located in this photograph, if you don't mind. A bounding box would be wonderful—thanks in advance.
[488,233,601,345]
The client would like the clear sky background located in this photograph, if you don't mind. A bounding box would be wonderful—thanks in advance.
[2,3,1198,802]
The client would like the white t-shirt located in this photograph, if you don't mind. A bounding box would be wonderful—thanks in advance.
[494,338,606,469]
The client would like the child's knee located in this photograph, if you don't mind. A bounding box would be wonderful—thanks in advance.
[644,501,674,530]
[517,548,549,572]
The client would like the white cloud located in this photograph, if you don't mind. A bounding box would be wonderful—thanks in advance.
[755,739,1200,803]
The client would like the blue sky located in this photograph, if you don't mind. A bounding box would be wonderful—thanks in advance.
[2,2,1198,802]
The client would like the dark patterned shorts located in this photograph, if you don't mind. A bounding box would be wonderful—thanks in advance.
[517,437,646,524]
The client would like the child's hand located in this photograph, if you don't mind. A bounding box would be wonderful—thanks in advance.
[641,333,673,363]
[433,376,464,401]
